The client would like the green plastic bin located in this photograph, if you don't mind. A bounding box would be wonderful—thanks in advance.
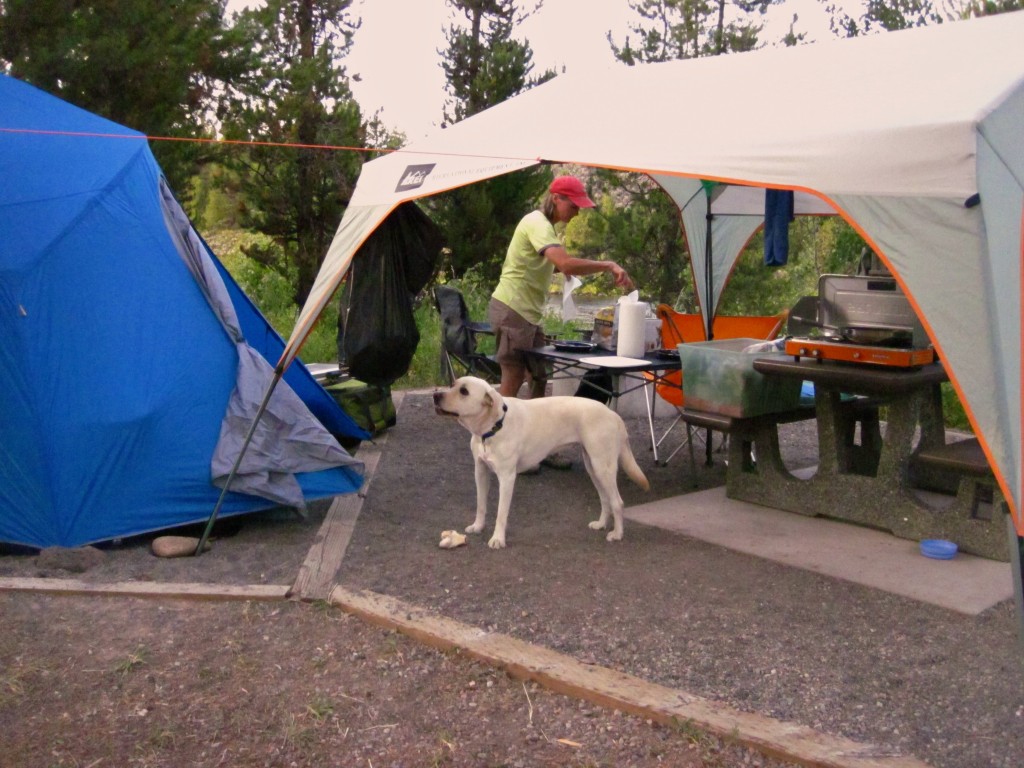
[678,338,801,418]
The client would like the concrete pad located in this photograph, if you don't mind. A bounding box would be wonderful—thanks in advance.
[625,485,1014,615]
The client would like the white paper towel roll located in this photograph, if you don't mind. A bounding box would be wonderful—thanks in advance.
[616,301,648,358]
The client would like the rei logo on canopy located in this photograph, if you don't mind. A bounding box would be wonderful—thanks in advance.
[396,164,436,192]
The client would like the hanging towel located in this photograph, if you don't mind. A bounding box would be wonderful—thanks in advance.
[764,189,795,266]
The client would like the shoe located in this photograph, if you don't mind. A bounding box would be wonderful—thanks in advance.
[540,452,572,471]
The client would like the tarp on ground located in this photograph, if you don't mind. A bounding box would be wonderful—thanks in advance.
[284,13,1024,540]
[0,74,366,549]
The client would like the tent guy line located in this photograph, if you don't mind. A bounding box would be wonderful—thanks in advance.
[0,124,605,166]
[1,124,551,161]
[3,126,801,177]
[0,125,389,154]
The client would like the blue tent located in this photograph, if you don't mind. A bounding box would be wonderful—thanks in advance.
[0,74,367,549]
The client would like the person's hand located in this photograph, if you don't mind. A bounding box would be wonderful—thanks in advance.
[610,263,634,290]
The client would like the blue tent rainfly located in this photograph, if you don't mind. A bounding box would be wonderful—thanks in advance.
[0,74,366,549]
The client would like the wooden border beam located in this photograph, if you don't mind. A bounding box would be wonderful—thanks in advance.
[329,585,933,768]
[0,577,288,601]
[290,390,405,601]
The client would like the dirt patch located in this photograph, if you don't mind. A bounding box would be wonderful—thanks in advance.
[0,502,328,586]
[2,389,1022,768]
[1,593,781,767]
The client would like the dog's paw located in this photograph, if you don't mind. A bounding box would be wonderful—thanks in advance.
[588,520,606,531]
[606,530,623,542]
[465,522,484,534]
[487,536,506,549]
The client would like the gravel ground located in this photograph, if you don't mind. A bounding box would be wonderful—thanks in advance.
[334,390,1024,768]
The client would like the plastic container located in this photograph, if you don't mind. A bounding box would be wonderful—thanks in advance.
[678,338,802,417]
[920,539,958,560]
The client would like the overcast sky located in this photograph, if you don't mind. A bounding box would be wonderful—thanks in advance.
[228,0,837,141]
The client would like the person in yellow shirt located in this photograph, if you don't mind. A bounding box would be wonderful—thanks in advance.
[489,175,634,468]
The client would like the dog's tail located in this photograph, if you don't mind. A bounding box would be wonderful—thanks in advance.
[619,429,650,491]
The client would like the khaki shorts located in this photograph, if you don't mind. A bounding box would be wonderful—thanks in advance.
[488,298,548,378]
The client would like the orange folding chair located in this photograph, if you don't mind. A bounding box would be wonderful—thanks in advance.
[644,305,704,468]
[712,313,786,341]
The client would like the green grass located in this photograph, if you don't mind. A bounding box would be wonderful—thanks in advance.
[113,647,148,679]
[941,382,971,432]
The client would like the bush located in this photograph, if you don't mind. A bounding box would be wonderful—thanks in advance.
[208,229,338,366]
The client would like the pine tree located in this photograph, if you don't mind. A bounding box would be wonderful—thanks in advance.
[430,0,553,282]
[0,0,241,194]
[608,0,782,64]
[219,0,365,305]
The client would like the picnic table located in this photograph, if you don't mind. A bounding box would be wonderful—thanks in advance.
[684,357,1010,561]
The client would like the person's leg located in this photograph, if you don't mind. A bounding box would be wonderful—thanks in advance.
[491,298,540,399]
[498,363,526,398]
[524,337,549,399]
[522,334,571,468]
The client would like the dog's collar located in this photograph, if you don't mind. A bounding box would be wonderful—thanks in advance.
[481,403,508,442]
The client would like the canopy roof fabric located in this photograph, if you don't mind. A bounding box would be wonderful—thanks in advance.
[0,74,365,548]
[289,13,1024,540]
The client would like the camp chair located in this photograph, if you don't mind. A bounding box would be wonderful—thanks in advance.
[644,305,704,468]
[713,313,786,341]
[432,285,502,386]
[654,305,787,345]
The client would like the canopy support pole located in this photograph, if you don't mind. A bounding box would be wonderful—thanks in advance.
[703,194,715,466]
[194,371,284,555]
[704,204,714,342]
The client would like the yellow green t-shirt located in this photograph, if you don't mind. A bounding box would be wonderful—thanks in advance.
[491,210,564,324]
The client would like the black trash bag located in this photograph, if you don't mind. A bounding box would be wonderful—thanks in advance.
[338,202,443,387]
[575,369,612,403]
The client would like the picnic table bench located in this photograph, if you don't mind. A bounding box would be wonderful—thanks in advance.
[679,405,818,472]
[908,436,1005,525]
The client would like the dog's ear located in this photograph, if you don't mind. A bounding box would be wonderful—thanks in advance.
[482,390,494,410]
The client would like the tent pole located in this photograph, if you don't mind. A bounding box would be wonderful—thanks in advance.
[703,194,714,466]
[194,371,284,555]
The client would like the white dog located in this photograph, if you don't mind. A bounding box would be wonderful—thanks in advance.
[433,376,649,549]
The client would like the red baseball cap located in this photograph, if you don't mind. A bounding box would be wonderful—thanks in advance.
[549,176,595,208]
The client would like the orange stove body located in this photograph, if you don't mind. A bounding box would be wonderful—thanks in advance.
[784,337,935,368]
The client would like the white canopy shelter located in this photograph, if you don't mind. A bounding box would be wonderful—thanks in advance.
[284,13,1024,543]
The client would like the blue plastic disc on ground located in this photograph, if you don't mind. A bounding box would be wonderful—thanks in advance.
[920,539,958,559]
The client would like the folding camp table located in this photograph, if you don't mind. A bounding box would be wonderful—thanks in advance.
[524,345,682,462]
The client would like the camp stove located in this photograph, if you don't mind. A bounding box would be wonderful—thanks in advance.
[784,274,935,368]
[784,336,935,367]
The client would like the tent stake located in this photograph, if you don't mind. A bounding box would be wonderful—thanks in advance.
[195,371,284,555]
